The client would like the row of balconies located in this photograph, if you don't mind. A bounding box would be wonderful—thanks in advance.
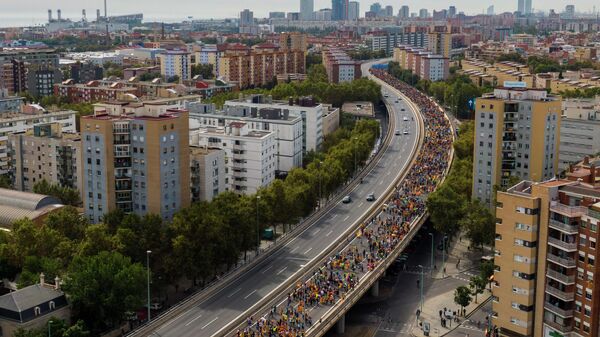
[547,253,576,268]
[550,203,588,218]
[548,237,578,252]
[548,219,579,234]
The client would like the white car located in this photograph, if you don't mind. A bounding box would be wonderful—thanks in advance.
[403,116,409,121]
[403,129,409,135]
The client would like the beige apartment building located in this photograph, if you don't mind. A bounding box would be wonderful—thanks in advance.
[9,123,83,197]
[493,157,600,337]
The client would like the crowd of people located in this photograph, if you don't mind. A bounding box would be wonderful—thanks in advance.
[234,69,454,337]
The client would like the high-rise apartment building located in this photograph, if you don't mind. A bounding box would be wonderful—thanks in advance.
[426,27,453,58]
[525,0,532,15]
[493,157,600,337]
[0,88,23,113]
[9,123,82,198]
[81,104,190,223]
[348,1,360,21]
[384,6,394,17]
[158,50,191,83]
[472,87,561,207]
[370,3,382,16]
[564,5,575,18]
[487,5,495,15]
[332,0,349,21]
[559,98,600,171]
[239,9,258,34]
[0,60,27,95]
[448,6,457,18]
[0,48,61,97]
[419,9,429,18]
[300,0,314,20]
[279,32,308,52]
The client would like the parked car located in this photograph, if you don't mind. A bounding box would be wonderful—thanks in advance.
[366,193,376,202]
[403,116,408,121]
[395,130,401,135]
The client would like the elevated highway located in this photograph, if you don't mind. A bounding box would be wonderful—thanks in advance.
[129,59,428,337]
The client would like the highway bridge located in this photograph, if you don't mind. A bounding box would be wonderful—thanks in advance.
[129,59,451,337]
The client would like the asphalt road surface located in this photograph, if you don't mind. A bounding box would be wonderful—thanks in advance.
[139,63,420,337]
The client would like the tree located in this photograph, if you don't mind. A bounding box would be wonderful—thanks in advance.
[480,260,495,290]
[0,174,12,188]
[426,184,466,236]
[454,286,472,314]
[191,64,214,79]
[469,275,487,303]
[33,180,80,206]
[167,75,180,83]
[44,206,88,241]
[64,251,146,331]
[459,200,495,252]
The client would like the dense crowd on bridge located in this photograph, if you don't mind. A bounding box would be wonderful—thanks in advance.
[234,69,453,337]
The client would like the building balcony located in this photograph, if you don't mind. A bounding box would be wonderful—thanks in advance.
[550,202,588,218]
[545,284,574,302]
[543,318,573,333]
[548,219,578,234]
[548,237,577,252]
[544,302,573,318]
[547,253,576,268]
[546,270,575,285]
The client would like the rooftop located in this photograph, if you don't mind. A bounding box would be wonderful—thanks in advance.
[0,283,64,313]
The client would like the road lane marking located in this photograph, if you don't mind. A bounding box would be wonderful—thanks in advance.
[227,287,242,298]
[244,289,257,299]
[343,215,349,221]
[359,202,364,208]
[261,265,273,274]
[285,237,297,247]
[332,214,338,218]
[277,266,288,275]
[185,314,203,326]
[326,230,333,237]
[290,246,298,253]
[201,316,219,329]
[304,247,312,254]
[313,228,321,234]
[379,180,384,185]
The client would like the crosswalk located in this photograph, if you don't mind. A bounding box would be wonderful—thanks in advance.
[459,320,486,332]
[452,271,478,282]
[378,321,412,334]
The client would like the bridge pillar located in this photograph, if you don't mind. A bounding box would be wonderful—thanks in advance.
[336,314,346,334]
[370,280,380,297]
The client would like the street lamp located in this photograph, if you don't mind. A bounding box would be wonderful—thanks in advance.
[319,161,323,207]
[146,250,151,322]
[418,265,424,312]
[353,137,358,175]
[428,233,434,275]
[48,320,53,337]
[441,236,446,275]
[256,195,261,256]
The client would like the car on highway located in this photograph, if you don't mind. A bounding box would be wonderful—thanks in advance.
[401,108,406,111]
[366,193,376,202]
[342,195,352,203]
[403,129,409,135]
[395,130,401,135]
[403,116,409,121]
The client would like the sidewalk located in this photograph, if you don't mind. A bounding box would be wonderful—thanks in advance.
[432,234,489,280]
[411,233,492,337]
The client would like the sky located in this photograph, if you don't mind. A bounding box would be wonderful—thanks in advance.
[0,0,598,27]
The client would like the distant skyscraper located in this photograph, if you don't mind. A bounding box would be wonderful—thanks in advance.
[564,4,575,18]
[517,0,525,13]
[240,9,254,26]
[370,2,382,16]
[524,0,532,14]
[384,5,393,17]
[348,1,360,20]
[399,5,410,19]
[448,6,456,18]
[487,5,495,15]
[332,0,349,20]
[419,8,428,18]
[300,0,314,20]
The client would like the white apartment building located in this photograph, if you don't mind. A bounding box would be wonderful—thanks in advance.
[0,109,76,174]
[224,95,324,153]
[559,98,600,170]
[189,102,303,174]
[189,122,276,195]
[190,146,226,202]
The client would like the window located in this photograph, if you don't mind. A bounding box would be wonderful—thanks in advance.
[49,301,55,310]
[34,306,41,316]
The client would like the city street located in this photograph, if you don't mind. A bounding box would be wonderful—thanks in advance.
[327,227,490,337]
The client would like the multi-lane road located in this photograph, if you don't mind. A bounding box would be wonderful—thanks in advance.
[132,61,421,337]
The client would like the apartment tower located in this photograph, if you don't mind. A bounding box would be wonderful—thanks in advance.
[472,87,561,207]
[81,105,190,223]
[494,157,600,337]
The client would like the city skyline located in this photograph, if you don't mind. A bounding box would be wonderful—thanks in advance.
[0,0,597,27]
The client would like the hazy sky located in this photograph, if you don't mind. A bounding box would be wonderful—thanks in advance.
[1,0,598,25]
